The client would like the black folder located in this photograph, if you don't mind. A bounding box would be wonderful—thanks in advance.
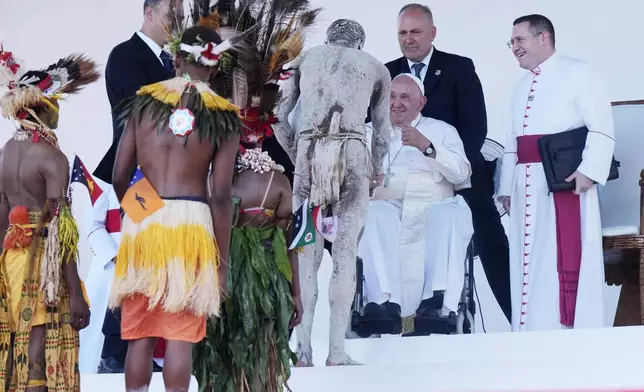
[537,126,619,193]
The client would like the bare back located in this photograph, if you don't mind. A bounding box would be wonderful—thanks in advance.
[0,139,68,211]
[232,170,292,229]
[135,112,216,198]
[297,45,390,132]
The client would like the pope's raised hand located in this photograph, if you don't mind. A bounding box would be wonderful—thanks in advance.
[401,125,429,150]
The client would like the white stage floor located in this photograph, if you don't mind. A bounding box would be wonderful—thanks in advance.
[83,326,644,391]
[292,325,644,367]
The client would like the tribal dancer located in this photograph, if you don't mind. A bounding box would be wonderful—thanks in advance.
[189,3,315,389]
[109,17,244,391]
[273,19,392,366]
[195,146,302,392]
[0,45,96,391]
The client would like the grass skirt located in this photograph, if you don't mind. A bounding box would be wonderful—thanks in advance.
[194,223,296,392]
[0,207,82,392]
[109,199,221,317]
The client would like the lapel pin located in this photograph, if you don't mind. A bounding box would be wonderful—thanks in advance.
[435,70,441,76]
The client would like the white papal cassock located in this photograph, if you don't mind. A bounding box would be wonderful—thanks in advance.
[498,53,615,332]
[79,178,121,373]
[359,114,474,317]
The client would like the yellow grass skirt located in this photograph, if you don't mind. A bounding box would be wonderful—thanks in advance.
[0,207,87,392]
[2,247,47,332]
[109,199,221,317]
[0,246,90,331]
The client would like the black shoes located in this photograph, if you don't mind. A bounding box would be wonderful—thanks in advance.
[97,356,163,373]
[97,357,125,374]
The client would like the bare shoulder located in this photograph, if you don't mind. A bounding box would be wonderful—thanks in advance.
[369,60,391,93]
[33,142,67,165]
[360,53,390,80]
[40,144,69,174]
[273,170,292,194]
[133,108,155,136]
[374,60,391,79]
[301,45,323,58]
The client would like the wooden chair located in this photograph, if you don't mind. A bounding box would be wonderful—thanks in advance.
[602,98,644,325]
[601,99,644,326]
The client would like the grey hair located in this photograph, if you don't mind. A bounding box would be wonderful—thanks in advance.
[143,0,165,13]
[399,3,433,22]
[326,19,366,50]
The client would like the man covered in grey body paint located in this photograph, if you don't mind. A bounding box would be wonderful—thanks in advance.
[272,19,392,366]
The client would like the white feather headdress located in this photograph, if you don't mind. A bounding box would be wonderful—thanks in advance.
[0,42,25,90]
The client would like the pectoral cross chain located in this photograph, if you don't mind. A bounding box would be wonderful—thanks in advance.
[384,168,395,187]
[385,146,403,188]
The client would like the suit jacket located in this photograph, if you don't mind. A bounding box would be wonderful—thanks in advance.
[93,33,175,183]
[372,48,489,189]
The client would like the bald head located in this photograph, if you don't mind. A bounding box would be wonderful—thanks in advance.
[326,19,366,50]
[398,4,436,62]
[390,74,426,126]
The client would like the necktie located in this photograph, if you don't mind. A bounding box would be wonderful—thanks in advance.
[160,51,174,73]
[411,63,425,80]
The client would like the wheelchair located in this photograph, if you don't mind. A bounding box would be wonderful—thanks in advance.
[349,241,477,338]
[348,138,506,338]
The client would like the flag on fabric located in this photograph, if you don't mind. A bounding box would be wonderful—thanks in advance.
[288,198,316,250]
[121,167,165,223]
[70,155,103,205]
[312,205,338,243]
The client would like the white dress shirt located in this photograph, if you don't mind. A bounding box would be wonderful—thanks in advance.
[136,30,164,65]
[406,46,435,82]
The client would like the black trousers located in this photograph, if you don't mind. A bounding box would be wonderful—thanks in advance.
[101,308,129,363]
[457,161,512,323]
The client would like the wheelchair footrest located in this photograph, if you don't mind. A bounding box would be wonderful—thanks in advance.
[406,314,458,336]
[352,313,402,336]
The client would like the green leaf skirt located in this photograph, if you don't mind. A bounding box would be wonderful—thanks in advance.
[193,224,296,392]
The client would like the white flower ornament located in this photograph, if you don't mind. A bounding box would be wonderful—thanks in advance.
[169,108,195,137]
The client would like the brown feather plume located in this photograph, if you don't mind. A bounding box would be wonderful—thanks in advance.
[1,52,100,119]
[44,53,101,95]
[211,0,322,111]
[199,10,221,31]
[186,0,321,110]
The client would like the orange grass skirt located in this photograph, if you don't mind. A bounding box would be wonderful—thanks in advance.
[121,293,206,343]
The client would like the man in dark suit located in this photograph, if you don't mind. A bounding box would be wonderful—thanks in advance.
[382,3,512,322]
[92,0,183,373]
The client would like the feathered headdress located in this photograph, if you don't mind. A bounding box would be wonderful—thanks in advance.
[191,0,322,145]
[0,43,99,123]
[163,0,255,70]
[0,43,24,88]
[118,2,247,147]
